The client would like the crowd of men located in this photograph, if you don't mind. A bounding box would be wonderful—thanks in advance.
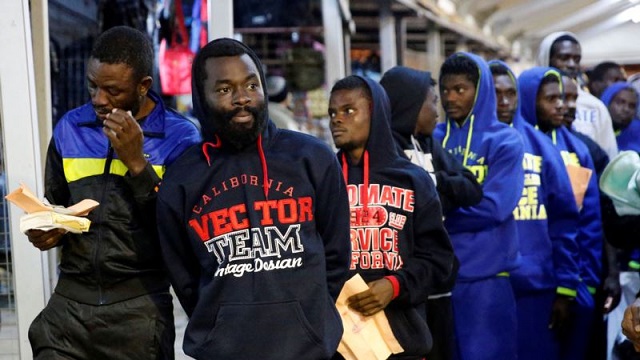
[22,25,640,360]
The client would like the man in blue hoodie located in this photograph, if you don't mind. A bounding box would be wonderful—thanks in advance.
[518,66,604,360]
[433,53,525,360]
[380,66,482,360]
[489,60,581,360]
[601,82,640,154]
[156,38,352,360]
[329,75,455,359]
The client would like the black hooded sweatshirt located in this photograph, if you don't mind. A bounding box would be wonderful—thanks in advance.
[336,76,455,358]
[379,66,483,214]
[156,38,351,360]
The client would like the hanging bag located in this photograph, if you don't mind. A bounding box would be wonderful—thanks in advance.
[159,0,194,95]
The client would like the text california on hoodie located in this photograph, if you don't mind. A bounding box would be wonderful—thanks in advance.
[537,31,618,160]
[337,76,455,357]
[433,52,525,281]
[488,60,580,296]
[518,66,603,294]
[156,38,351,360]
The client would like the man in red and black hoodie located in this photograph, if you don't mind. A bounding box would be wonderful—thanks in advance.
[156,38,351,360]
[329,75,455,359]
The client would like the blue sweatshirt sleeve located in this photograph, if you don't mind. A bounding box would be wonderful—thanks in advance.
[544,147,581,297]
[393,176,455,304]
[157,195,201,317]
[577,153,604,293]
[445,131,525,233]
[312,153,351,300]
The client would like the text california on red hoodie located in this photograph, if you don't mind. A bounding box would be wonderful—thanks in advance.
[156,38,351,360]
[336,76,455,358]
[433,52,525,281]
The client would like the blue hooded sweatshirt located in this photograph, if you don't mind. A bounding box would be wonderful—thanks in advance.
[156,38,351,360]
[518,66,603,294]
[433,52,525,281]
[600,82,640,153]
[489,60,580,296]
[336,76,455,357]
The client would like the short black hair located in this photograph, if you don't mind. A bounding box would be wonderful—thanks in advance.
[331,75,372,101]
[550,34,579,59]
[591,61,622,82]
[90,26,153,81]
[440,55,479,87]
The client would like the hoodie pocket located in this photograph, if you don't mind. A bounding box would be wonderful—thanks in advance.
[385,305,432,357]
[196,300,329,360]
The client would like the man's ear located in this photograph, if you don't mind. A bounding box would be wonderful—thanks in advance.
[139,76,153,97]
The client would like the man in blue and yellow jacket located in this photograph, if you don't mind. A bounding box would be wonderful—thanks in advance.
[490,60,581,360]
[26,26,201,359]
[519,66,604,360]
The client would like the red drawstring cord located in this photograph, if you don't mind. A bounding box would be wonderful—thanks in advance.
[202,134,269,199]
[341,150,369,223]
[257,134,269,199]
[201,135,222,166]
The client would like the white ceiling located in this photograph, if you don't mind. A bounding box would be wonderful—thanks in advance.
[449,0,640,65]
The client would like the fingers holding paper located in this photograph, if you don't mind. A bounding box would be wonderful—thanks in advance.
[347,278,394,316]
[26,228,66,251]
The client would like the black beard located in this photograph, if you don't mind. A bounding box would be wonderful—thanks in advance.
[210,104,266,151]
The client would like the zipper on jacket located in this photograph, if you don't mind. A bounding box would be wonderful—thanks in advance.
[94,143,114,305]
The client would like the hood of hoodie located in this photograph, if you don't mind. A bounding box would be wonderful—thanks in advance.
[600,81,636,107]
[487,59,525,128]
[379,66,431,141]
[518,66,563,128]
[191,38,271,144]
[536,31,578,67]
[336,75,400,168]
[440,52,499,131]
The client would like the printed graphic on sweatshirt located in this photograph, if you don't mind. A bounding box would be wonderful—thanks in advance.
[188,175,312,278]
[447,145,488,184]
[404,149,437,185]
[347,184,413,271]
[514,153,547,221]
[559,151,581,167]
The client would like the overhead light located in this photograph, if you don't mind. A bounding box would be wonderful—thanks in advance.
[626,4,640,22]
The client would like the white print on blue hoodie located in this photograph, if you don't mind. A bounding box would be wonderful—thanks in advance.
[488,60,581,297]
[518,66,603,294]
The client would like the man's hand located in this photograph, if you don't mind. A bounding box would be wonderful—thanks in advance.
[622,298,640,352]
[549,294,573,332]
[347,278,394,316]
[26,228,66,251]
[602,273,622,314]
[103,109,147,176]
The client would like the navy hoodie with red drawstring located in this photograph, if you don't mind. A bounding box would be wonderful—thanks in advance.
[336,76,455,358]
[156,38,351,360]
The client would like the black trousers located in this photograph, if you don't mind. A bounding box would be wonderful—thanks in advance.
[28,292,175,360]
[426,295,456,360]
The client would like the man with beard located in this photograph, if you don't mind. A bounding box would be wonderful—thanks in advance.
[519,67,604,360]
[156,38,351,360]
[26,26,201,359]
[537,32,618,161]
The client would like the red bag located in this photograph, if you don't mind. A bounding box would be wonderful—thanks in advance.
[159,0,194,95]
